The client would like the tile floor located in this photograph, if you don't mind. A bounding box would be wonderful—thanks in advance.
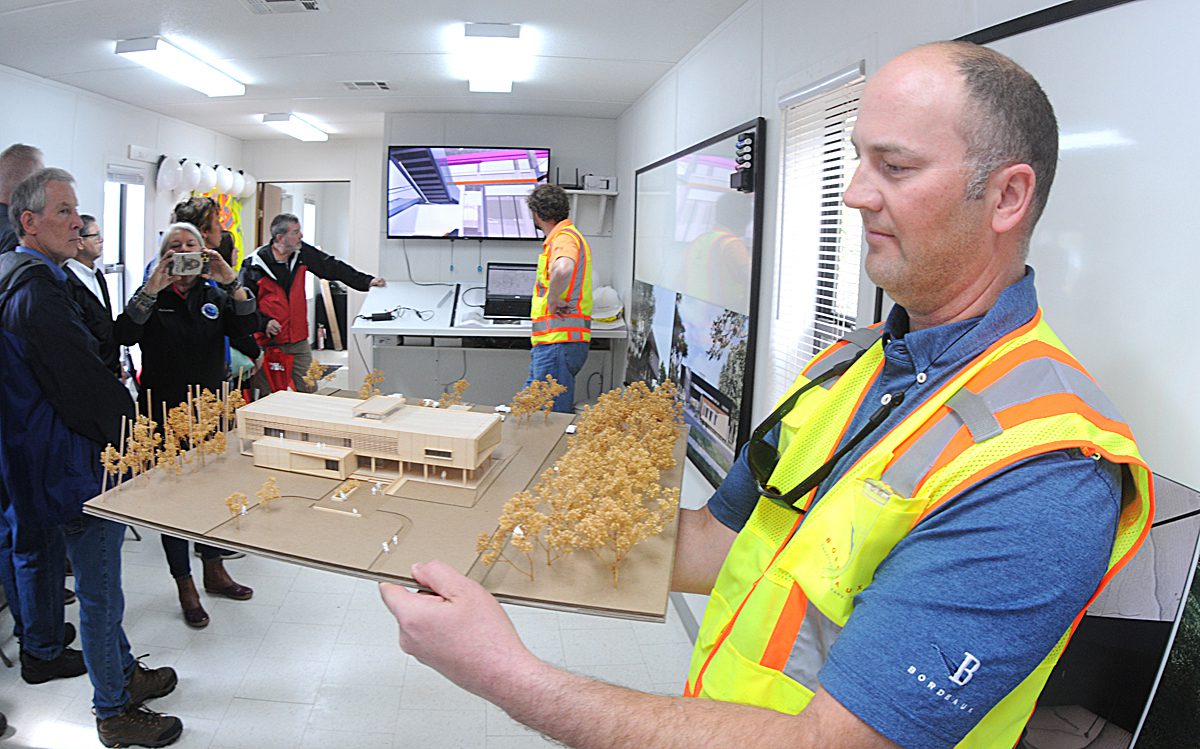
[0,528,696,748]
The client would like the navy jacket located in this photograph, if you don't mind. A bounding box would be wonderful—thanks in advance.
[0,250,134,526]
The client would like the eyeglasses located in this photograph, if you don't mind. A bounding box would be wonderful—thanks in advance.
[80,233,101,239]
[747,352,903,513]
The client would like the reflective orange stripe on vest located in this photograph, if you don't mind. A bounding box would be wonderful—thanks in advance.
[684,312,1154,748]
[530,221,592,345]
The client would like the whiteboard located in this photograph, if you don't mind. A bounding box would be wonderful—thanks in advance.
[988,0,1199,492]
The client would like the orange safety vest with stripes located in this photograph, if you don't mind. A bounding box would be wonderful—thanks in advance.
[530,220,592,346]
[684,312,1153,747]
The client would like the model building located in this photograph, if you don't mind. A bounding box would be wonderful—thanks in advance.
[236,391,503,488]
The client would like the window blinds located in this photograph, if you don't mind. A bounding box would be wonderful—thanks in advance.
[770,66,866,403]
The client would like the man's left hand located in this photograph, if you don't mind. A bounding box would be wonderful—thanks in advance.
[548,298,572,316]
[370,277,387,287]
[380,561,541,701]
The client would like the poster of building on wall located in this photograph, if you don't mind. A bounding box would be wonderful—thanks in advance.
[629,119,763,486]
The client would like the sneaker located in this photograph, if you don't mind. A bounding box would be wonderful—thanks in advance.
[65,587,77,604]
[63,621,76,647]
[96,705,183,748]
[21,645,87,684]
[126,659,178,706]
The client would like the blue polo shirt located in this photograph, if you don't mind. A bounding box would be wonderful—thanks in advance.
[707,269,1121,748]
[15,245,68,282]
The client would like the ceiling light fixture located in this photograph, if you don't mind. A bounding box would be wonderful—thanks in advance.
[262,113,329,142]
[461,22,526,93]
[115,36,245,97]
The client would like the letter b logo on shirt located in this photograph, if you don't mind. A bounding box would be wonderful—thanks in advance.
[950,652,981,686]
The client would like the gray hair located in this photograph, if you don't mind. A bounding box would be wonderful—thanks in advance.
[9,167,74,238]
[936,42,1058,242]
[159,222,205,258]
[269,213,299,242]
[0,143,44,198]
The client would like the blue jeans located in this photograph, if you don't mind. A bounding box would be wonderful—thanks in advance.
[526,341,590,414]
[0,500,67,660]
[63,514,136,719]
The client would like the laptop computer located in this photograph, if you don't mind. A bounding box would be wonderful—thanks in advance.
[483,262,538,320]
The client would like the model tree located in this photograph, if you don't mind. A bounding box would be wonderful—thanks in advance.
[101,385,251,490]
[475,490,548,579]
[510,375,567,422]
[224,492,249,524]
[302,360,337,391]
[358,369,385,400]
[438,379,471,409]
[256,477,281,509]
[479,380,683,586]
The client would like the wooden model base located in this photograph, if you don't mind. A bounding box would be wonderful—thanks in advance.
[85,409,686,621]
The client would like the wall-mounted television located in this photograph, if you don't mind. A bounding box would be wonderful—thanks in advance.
[386,146,550,240]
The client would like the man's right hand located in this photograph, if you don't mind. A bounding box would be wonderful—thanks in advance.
[265,318,282,337]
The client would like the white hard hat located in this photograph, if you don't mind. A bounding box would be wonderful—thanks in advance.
[592,286,623,322]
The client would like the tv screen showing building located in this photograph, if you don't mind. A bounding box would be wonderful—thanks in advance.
[386,146,550,240]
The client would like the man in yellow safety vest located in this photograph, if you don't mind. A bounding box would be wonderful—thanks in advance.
[523,183,593,413]
[378,42,1152,749]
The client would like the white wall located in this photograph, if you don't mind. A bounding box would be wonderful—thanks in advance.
[0,62,245,271]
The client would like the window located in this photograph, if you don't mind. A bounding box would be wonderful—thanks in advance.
[265,427,284,438]
[324,459,339,471]
[771,63,866,403]
[424,448,453,460]
[102,167,146,317]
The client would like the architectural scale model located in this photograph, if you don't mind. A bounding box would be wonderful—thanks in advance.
[438,379,471,409]
[510,375,566,421]
[358,369,386,399]
[302,360,338,391]
[85,384,688,621]
[236,391,503,489]
[479,381,683,587]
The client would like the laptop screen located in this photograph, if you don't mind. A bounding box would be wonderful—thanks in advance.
[486,263,537,299]
[483,263,538,319]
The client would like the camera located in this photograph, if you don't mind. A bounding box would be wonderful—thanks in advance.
[170,252,209,276]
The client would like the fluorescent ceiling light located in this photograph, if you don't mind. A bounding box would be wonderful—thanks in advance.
[454,22,532,94]
[1059,129,1133,152]
[262,113,329,142]
[115,36,245,97]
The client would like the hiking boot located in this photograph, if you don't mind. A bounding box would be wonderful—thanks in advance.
[21,644,87,684]
[126,660,178,706]
[96,705,183,748]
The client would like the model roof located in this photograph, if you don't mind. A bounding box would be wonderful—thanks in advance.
[239,391,500,440]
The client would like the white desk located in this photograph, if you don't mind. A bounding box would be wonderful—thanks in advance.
[350,282,627,407]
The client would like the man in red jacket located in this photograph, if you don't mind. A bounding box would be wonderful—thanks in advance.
[239,213,384,393]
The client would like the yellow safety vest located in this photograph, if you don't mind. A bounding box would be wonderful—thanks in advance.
[531,220,592,345]
[684,311,1153,747]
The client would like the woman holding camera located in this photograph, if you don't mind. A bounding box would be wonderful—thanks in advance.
[115,222,257,627]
